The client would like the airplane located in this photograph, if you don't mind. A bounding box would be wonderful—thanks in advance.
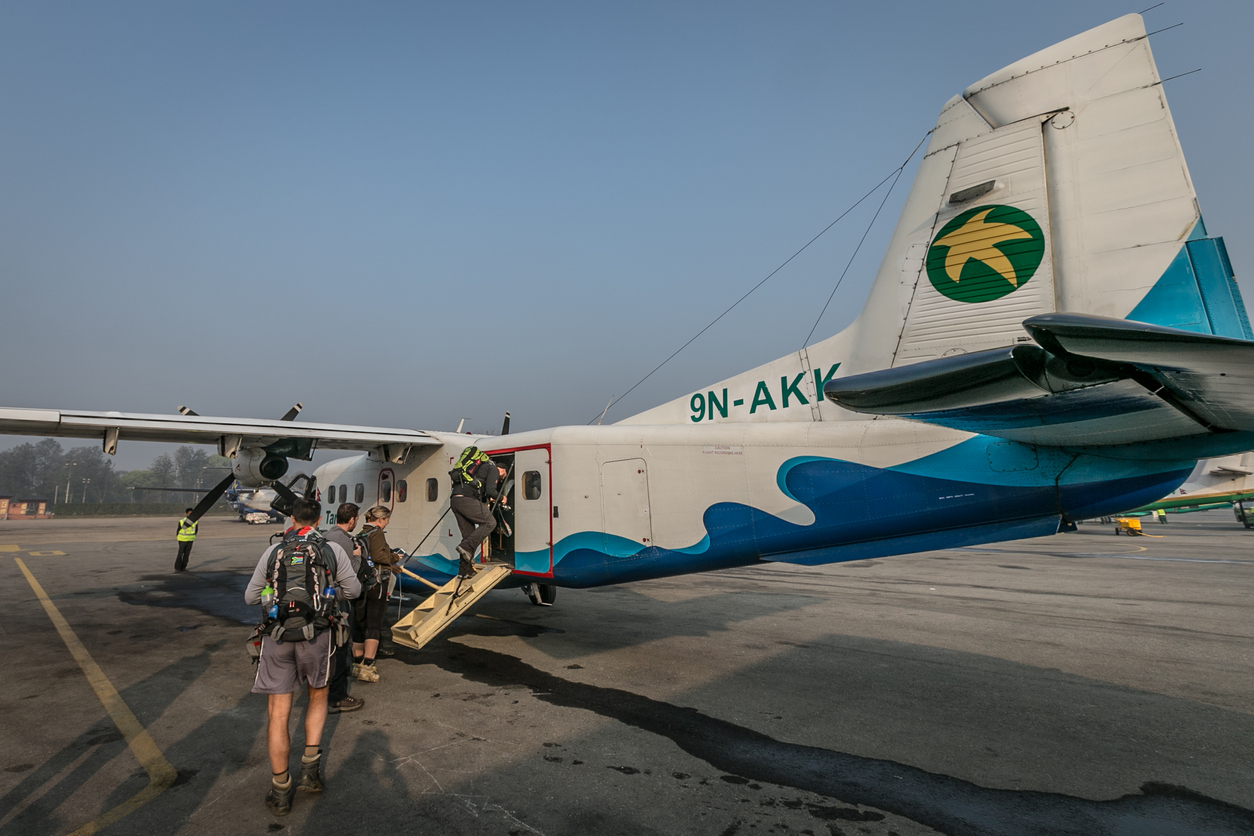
[225,484,287,524]
[1103,453,1254,521]
[129,481,285,523]
[3,14,1254,614]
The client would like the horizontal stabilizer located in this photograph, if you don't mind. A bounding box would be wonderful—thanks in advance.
[824,314,1254,446]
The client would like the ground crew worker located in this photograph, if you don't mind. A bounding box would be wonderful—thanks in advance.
[450,446,498,577]
[1156,508,1168,524]
[174,508,198,572]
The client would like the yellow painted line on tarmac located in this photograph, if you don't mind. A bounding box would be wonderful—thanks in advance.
[0,545,19,552]
[14,557,178,835]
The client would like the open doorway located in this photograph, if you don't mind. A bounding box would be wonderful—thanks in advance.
[487,452,516,563]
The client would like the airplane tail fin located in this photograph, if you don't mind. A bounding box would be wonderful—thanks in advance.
[623,14,1250,426]
[879,13,1249,372]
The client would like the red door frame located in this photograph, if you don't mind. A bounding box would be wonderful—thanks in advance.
[485,443,552,578]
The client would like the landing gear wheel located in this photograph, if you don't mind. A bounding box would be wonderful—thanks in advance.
[524,583,557,607]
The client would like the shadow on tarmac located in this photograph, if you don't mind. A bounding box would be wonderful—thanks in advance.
[0,641,228,835]
[425,644,1254,836]
[91,564,1254,834]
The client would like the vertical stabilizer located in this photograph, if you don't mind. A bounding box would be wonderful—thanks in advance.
[623,14,1247,427]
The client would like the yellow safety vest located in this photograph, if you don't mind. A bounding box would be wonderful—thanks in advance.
[177,518,198,542]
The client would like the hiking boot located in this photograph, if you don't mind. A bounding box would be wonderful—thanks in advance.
[295,756,324,793]
[356,663,380,683]
[350,662,361,678]
[329,695,364,713]
[376,645,396,657]
[456,546,477,577]
[265,780,294,816]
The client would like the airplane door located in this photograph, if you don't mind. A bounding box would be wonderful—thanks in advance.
[378,468,395,511]
[600,458,652,550]
[512,447,552,574]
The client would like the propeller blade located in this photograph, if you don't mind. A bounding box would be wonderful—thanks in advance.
[178,405,199,416]
[501,411,511,435]
[280,403,303,422]
[270,481,298,519]
[188,473,236,522]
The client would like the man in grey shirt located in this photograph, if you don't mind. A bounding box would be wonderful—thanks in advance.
[322,501,364,714]
[244,498,360,816]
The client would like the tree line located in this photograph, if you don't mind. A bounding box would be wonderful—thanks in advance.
[0,440,232,504]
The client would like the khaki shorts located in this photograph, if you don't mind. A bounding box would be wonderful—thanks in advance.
[252,630,333,694]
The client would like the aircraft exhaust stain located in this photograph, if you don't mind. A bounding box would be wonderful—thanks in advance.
[430,645,1254,836]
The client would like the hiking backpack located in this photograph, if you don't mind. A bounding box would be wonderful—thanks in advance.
[450,447,491,498]
[264,530,338,642]
[351,530,381,592]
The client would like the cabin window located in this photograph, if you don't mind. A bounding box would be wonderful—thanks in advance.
[327,485,336,504]
[397,480,407,502]
[339,485,347,505]
[524,470,542,500]
[426,478,438,502]
[381,478,392,503]
[354,483,364,503]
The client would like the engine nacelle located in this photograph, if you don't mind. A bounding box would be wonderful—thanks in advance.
[232,448,289,487]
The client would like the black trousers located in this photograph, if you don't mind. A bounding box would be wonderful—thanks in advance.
[451,495,495,556]
[353,583,389,642]
[174,540,194,572]
[328,631,353,702]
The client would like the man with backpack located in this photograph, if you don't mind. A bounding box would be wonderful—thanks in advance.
[244,497,360,817]
[321,502,367,714]
[450,446,499,577]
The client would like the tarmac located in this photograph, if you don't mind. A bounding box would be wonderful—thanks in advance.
[0,511,1252,836]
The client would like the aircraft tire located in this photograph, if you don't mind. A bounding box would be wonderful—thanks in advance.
[524,583,557,607]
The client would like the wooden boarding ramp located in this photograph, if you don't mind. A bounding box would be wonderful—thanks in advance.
[391,564,513,650]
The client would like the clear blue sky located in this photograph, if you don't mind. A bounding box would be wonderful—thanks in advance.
[2,1,1251,468]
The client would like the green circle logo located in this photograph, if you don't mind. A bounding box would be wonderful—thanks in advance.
[925,205,1044,303]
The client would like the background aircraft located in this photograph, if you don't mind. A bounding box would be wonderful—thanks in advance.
[3,14,1253,607]
[130,482,286,523]
[1108,453,1254,520]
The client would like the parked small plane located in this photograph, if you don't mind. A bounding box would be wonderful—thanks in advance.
[225,484,287,524]
[130,481,284,523]
[131,482,285,523]
[3,15,1253,607]
[1123,453,1254,518]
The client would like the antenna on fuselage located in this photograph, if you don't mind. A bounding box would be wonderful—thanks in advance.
[501,412,511,435]
[597,396,614,426]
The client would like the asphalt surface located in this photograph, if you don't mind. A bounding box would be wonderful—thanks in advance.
[0,512,1251,836]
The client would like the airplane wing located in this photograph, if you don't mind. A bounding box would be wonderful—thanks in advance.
[0,407,440,462]
[823,314,1254,448]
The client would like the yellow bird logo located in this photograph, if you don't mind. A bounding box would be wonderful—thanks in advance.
[925,205,1044,303]
[932,208,1033,286]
